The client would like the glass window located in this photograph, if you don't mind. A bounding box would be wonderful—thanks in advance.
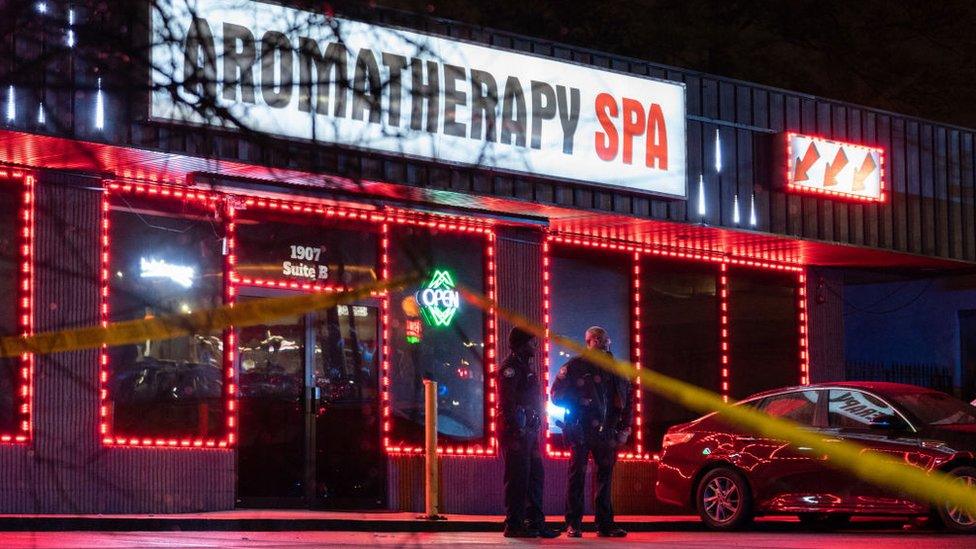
[548,246,631,447]
[760,390,820,426]
[106,194,225,439]
[828,389,896,429]
[235,208,378,288]
[891,391,976,426]
[387,226,487,447]
[641,258,719,450]
[728,269,800,399]
[0,184,21,435]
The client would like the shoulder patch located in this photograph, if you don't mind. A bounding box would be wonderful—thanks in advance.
[557,366,568,379]
[502,367,516,378]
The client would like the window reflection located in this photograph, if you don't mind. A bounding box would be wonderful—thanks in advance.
[388,228,486,444]
[107,195,224,438]
[641,258,720,450]
[728,269,800,399]
[238,313,306,499]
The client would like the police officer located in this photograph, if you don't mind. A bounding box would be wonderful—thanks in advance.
[499,327,559,538]
[552,326,632,538]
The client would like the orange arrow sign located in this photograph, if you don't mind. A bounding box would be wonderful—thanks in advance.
[823,148,848,187]
[852,153,877,192]
[794,142,819,182]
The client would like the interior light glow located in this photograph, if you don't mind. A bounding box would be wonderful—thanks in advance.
[36,103,45,125]
[94,78,104,130]
[697,174,706,218]
[732,193,740,225]
[6,85,15,122]
[139,257,194,288]
[714,128,722,173]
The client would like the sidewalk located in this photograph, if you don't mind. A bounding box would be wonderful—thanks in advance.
[0,510,709,532]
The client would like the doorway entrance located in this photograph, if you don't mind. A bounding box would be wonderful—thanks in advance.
[236,289,385,508]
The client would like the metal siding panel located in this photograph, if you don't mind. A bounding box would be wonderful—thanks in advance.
[963,133,976,261]
[934,127,950,258]
[919,124,937,256]
[864,112,880,248]
[906,121,923,254]
[891,117,908,251]
[848,108,865,246]
[948,130,964,259]
[785,96,803,236]
[768,92,788,234]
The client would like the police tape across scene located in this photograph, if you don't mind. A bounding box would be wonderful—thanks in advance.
[0,275,418,359]
[2,273,974,519]
[456,285,976,519]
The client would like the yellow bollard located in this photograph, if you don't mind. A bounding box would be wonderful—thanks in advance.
[422,379,445,520]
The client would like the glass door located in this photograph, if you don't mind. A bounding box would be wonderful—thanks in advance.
[236,291,385,509]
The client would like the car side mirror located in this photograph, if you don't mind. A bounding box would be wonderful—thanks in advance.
[869,414,908,432]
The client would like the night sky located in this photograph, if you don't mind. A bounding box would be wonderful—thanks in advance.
[365,0,976,129]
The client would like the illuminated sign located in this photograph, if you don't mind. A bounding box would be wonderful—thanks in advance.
[405,318,423,344]
[416,270,460,327]
[150,0,687,198]
[139,257,195,288]
[282,244,329,281]
[786,133,885,202]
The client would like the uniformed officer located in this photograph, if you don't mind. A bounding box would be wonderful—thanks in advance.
[551,326,632,538]
[499,327,559,538]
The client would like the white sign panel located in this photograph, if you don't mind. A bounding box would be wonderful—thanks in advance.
[786,133,885,202]
[150,0,687,198]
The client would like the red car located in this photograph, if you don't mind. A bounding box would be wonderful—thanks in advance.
[655,382,976,532]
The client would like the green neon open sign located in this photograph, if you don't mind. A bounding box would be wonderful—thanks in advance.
[416,269,460,327]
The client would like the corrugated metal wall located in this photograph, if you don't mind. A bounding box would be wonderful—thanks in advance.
[0,172,234,513]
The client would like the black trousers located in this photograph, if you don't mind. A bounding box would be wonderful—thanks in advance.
[565,435,617,529]
[501,430,545,529]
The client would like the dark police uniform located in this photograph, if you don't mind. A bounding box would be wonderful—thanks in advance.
[499,345,545,533]
[551,352,633,532]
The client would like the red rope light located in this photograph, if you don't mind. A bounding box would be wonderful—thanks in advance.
[544,233,806,461]
[798,272,810,385]
[719,263,731,401]
[0,168,32,443]
[99,182,230,449]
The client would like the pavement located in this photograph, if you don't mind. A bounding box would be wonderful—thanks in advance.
[0,527,973,548]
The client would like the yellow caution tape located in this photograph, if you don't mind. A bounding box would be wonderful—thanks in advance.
[459,285,976,518]
[0,275,417,358]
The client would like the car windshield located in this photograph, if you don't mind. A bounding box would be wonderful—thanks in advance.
[891,392,976,426]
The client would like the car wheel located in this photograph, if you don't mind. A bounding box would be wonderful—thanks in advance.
[696,467,753,530]
[936,466,976,533]
[797,513,851,529]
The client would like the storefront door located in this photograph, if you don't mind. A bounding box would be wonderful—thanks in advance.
[236,290,385,509]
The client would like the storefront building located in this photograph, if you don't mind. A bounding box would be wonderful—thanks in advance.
[0,1,974,514]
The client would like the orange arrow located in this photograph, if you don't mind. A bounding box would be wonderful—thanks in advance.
[823,147,848,187]
[852,153,877,192]
[793,142,819,182]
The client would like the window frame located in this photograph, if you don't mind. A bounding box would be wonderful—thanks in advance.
[380,218,498,456]
[0,168,34,443]
[99,182,235,449]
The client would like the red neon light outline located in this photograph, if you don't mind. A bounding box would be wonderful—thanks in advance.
[544,233,806,461]
[230,193,497,457]
[0,168,33,443]
[798,272,810,385]
[719,263,731,401]
[785,132,887,203]
[378,223,497,456]
[99,182,232,449]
